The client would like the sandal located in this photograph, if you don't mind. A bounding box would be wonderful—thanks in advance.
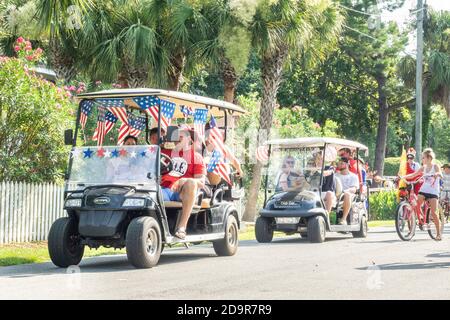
[175,228,186,240]
[435,235,442,241]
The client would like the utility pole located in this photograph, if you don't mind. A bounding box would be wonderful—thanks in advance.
[415,0,424,156]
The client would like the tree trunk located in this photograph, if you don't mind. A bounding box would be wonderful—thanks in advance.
[167,52,186,91]
[48,38,76,84]
[373,74,389,180]
[122,56,148,88]
[242,47,288,222]
[221,57,238,103]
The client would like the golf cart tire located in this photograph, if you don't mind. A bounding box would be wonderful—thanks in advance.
[299,232,308,238]
[352,215,368,238]
[213,215,239,256]
[48,217,85,268]
[255,216,274,243]
[307,215,326,243]
[126,216,162,269]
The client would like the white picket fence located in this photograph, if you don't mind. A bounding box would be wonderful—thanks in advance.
[0,181,66,244]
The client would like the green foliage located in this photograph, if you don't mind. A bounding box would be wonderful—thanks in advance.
[369,190,397,220]
[0,56,75,183]
[383,157,400,176]
[429,105,450,162]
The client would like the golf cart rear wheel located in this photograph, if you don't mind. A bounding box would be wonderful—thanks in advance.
[307,215,326,243]
[255,216,274,243]
[352,215,368,238]
[48,217,85,268]
[299,232,308,238]
[213,215,239,256]
[126,216,162,268]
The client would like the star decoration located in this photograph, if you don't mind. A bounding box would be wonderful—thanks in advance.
[111,149,120,158]
[130,151,137,158]
[140,150,147,157]
[104,150,112,158]
[97,148,106,158]
[83,148,94,158]
[119,149,127,157]
[148,146,157,154]
[70,149,81,159]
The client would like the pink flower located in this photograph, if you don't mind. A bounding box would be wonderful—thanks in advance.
[76,88,83,94]
[25,46,32,52]
[35,48,43,54]
[66,91,72,97]
[14,46,20,52]
[95,80,102,85]
[313,122,321,129]
[69,85,76,91]
[25,55,34,61]
[16,37,24,43]
[78,82,85,87]
[57,88,62,93]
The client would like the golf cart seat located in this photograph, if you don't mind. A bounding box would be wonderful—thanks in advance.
[164,198,211,210]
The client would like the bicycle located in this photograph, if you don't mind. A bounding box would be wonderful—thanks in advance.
[394,176,444,241]
[440,189,450,224]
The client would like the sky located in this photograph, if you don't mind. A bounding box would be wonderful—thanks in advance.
[382,0,450,54]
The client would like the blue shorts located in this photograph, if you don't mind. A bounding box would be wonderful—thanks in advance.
[162,187,181,201]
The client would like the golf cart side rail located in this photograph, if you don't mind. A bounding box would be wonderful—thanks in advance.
[265,137,368,152]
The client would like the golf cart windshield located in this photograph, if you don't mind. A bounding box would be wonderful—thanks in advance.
[67,145,158,190]
[267,147,324,195]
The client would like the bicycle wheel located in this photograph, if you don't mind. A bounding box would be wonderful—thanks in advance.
[395,201,416,241]
[426,206,444,239]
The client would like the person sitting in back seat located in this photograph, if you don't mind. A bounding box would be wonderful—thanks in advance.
[161,126,206,239]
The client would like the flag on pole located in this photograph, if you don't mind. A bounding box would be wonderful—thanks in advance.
[256,145,269,164]
[194,108,208,142]
[96,98,128,125]
[94,107,107,146]
[79,100,94,129]
[92,111,118,141]
[117,113,146,145]
[207,150,231,185]
[207,115,237,163]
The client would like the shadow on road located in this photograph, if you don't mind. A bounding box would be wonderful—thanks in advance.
[357,260,450,271]
[426,252,450,258]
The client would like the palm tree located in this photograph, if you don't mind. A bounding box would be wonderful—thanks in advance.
[397,9,450,142]
[242,0,344,222]
[35,0,93,83]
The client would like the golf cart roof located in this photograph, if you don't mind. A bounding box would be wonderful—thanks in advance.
[265,137,369,152]
[76,88,246,118]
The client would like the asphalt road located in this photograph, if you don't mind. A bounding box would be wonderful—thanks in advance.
[1,225,450,300]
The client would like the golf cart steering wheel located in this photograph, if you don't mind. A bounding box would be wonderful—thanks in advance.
[160,153,174,175]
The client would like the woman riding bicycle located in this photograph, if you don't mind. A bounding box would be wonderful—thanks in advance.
[401,148,443,241]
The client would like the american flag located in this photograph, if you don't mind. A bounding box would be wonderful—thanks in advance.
[95,107,107,146]
[207,150,231,185]
[194,108,208,142]
[96,98,128,125]
[92,111,117,141]
[255,145,269,163]
[134,96,175,131]
[208,115,227,157]
[180,105,194,117]
[117,113,146,145]
[79,100,94,129]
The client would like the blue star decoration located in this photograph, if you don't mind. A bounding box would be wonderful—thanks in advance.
[83,148,94,158]
[111,149,120,158]
[140,150,147,157]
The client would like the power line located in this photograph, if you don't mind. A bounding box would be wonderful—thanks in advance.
[343,24,380,42]
[338,4,381,17]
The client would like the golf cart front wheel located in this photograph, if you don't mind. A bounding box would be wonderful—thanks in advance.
[126,216,162,268]
[213,214,239,256]
[48,217,85,268]
[352,215,368,238]
[255,216,274,243]
[307,215,326,243]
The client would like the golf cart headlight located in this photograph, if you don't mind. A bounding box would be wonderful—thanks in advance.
[123,198,145,207]
[65,199,82,207]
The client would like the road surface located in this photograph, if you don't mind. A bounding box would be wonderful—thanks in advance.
[1,225,450,299]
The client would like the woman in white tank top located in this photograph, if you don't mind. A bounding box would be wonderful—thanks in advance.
[402,148,443,240]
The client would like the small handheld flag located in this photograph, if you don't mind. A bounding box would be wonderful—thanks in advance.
[79,100,94,129]
[207,150,231,185]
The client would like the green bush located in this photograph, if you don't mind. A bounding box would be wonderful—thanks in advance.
[0,56,75,183]
[383,157,400,176]
[369,190,397,220]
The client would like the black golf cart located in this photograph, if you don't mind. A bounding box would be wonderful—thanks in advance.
[48,89,245,268]
[255,137,369,243]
